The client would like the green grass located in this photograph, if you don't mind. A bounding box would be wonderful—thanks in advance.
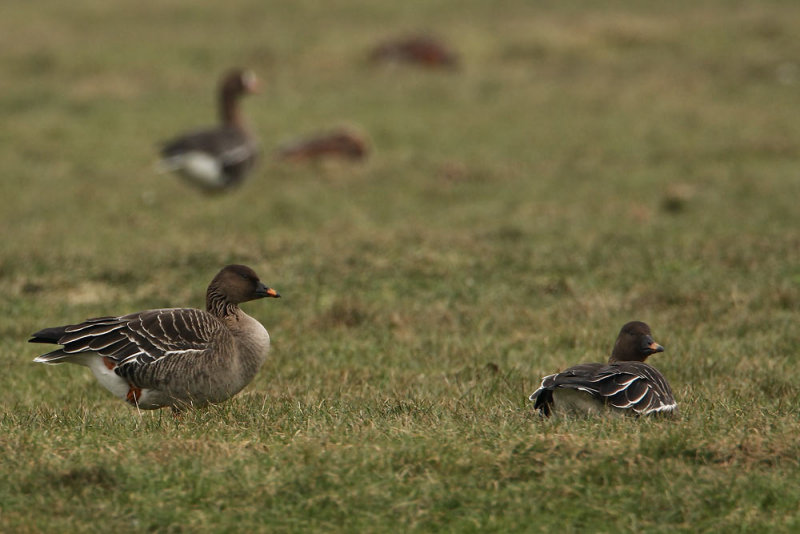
[2,0,800,531]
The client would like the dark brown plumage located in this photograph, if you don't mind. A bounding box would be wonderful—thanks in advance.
[529,321,677,417]
[276,128,368,162]
[30,265,280,412]
[370,35,459,69]
[159,69,260,191]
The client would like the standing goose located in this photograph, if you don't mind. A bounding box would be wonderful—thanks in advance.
[159,69,260,191]
[529,321,677,417]
[29,265,280,412]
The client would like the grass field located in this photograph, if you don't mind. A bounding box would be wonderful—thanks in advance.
[2,0,800,531]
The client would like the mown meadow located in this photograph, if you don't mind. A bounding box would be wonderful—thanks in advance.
[2,0,800,531]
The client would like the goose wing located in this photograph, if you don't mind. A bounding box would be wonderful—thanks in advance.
[601,362,677,415]
[530,362,676,416]
[161,126,255,167]
[529,363,603,416]
[32,308,227,382]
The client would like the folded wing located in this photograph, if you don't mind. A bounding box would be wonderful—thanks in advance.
[530,362,676,416]
[31,308,227,388]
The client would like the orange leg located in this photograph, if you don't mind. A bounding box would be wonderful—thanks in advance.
[126,386,142,405]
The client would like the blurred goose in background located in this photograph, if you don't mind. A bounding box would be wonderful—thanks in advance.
[370,34,459,69]
[158,69,260,191]
[276,127,368,162]
[30,265,280,412]
[529,321,677,417]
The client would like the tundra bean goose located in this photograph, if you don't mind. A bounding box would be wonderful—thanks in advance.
[30,265,280,412]
[529,321,677,417]
[159,69,259,191]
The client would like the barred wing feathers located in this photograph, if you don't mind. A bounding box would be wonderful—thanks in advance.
[530,362,676,416]
[31,308,229,385]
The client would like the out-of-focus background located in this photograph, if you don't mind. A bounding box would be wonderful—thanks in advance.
[2,0,800,530]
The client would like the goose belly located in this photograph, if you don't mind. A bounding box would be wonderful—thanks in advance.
[551,388,620,417]
[75,354,131,401]
[164,152,224,187]
[77,354,163,409]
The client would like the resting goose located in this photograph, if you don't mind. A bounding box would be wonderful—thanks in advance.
[159,69,260,191]
[29,265,280,412]
[276,127,368,162]
[529,321,677,417]
[370,34,459,69]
